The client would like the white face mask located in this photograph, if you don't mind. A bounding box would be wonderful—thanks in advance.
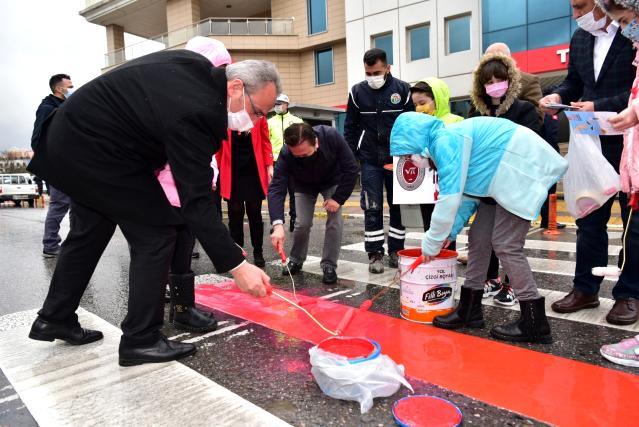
[576,7,607,35]
[410,154,429,169]
[366,74,386,90]
[227,88,254,132]
[274,105,284,115]
[63,87,75,98]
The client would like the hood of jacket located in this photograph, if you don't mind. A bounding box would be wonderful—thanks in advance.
[417,77,454,120]
[390,112,447,158]
[470,52,521,117]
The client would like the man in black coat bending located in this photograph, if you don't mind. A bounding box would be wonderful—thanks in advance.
[27,49,280,366]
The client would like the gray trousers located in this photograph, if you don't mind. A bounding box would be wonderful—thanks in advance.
[464,202,540,301]
[43,185,71,251]
[290,185,343,268]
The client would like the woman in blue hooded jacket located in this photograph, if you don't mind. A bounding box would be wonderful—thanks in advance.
[390,112,567,343]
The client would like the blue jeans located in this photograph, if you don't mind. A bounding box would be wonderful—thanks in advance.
[360,162,405,255]
[574,193,639,299]
[43,185,71,252]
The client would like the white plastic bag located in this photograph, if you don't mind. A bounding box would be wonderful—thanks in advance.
[563,133,620,219]
[309,346,413,413]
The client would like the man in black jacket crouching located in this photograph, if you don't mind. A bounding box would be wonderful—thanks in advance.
[269,123,359,284]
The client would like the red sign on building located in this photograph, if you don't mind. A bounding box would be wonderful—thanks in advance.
[512,43,570,74]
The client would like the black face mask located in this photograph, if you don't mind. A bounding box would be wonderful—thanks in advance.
[295,149,319,167]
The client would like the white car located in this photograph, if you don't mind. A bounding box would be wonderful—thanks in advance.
[0,173,39,207]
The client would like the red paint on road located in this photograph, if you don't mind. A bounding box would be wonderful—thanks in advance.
[196,282,639,426]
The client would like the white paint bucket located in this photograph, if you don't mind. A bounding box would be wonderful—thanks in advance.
[397,248,458,324]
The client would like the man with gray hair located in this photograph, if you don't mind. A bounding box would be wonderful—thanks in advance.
[27,48,280,366]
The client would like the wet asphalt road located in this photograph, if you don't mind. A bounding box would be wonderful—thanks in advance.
[0,204,635,426]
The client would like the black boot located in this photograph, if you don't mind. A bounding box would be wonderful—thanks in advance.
[169,272,218,333]
[490,297,552,343]
[250,220,265,267]
[432,287,484,329]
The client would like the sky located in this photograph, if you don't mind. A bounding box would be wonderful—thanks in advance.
[0,0,140,151]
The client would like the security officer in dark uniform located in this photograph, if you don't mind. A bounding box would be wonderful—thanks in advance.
[344,48,414,273]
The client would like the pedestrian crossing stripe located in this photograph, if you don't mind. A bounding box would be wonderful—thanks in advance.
[276,256,639,333]
[0,309,291,427]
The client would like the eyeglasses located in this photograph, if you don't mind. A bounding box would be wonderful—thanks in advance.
[245,92,266,119]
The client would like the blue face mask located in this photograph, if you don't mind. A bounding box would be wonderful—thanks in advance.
[622,19,639,43]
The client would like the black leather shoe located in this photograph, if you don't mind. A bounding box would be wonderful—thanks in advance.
[29,317,103,345]
[322,265,338,284]
[432,287,484,330]
[118,336,196,367]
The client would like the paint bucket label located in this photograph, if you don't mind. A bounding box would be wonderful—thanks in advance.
[398,248,457,323]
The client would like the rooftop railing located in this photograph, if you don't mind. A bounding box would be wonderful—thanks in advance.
[85,0,107,8]
[105,17,295,67]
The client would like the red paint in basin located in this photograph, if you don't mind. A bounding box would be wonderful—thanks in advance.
[317,336,377,360]
[392,395,462,427]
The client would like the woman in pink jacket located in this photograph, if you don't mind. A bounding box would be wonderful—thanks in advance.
[155,36,233,333]
[594,0,639,367]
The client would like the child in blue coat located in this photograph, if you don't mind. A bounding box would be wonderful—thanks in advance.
[390,112,567,343]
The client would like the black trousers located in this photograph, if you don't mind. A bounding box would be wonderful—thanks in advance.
[38,201,177,347]
[170,220,195,275]
[227,199,263,254]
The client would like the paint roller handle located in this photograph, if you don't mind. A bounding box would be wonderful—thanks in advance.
[359,300,373,311]
[264,283,273,296]
[276,243,287,264]
[408,255,426,273]
[335,307,356,336]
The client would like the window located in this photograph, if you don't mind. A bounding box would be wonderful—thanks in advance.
[446,14,471,54]
[527,17,571,50]
[11,176,18,184]
[482,26,527,53]
[315,48,333,85]
[481,0,573,53]
[408,24,430,61]
[450,99,471,119]
[527,0,571,24]
[482,0,526,33]
[308,0,327,35]
[372,32,393,65]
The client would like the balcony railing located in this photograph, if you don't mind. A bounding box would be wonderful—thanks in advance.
[85,0,107,8]
[105,17,295,67]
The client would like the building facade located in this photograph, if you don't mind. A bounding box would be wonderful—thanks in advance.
[81,1,578,124]
[80,0,348,125]
[346,0,574,117]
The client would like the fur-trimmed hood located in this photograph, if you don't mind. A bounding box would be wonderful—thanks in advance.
[470,53,522,117]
